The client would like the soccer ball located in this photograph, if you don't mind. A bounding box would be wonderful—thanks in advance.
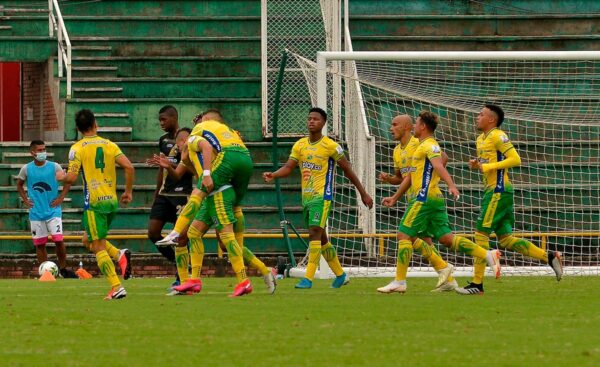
[39,261,59,277]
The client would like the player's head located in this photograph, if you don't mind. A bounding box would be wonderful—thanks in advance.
[158,105,178,132]
[29,140,46,161]
[201,108,224,123]
[75,109,97,134]
[175,127,191,150]
[307,107,327,133]
[414,111,439,138]
[390,114,413,141]
[477,104,504,131]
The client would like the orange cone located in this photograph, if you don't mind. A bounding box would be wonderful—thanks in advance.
[75,268,93,279]
[39,270,56,282]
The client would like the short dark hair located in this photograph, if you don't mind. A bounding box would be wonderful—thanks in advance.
[30,140,45,149]
[176,127,192,137]
[75,109,96,133]
[159,105,178,117]
[485,104,505,127]
[201,108,224,121]
[418,111,439,132]
[309,107,327,121]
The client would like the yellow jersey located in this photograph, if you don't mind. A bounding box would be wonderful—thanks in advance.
[289,136,344,205]
[392,136,420,200]
[410,137,444,202]
[476,128,515,193]
[68,135,124,212]
[188,119,247,155]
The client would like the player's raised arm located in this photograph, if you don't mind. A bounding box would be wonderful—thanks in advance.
[337,156,373,209]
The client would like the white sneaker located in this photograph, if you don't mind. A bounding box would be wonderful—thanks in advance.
[263,267,277,295]
[486,249,502,279]
[377,280,407,294]
[435,264,454,288]
[431,279,458,293]
[156,232,179,247]
[548,251,563,281]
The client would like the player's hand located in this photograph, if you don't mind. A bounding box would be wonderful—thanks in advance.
[468,159,482,171]
[448,185,460,201]
[22,197,34,208]
[202,175,214,193]
[120,191,133,206]
[381,196,397,207]
[361,193,374,209]
[146,153,170,169]
[50,197,64,207]
[263,172,274,183]
[378,172,391,183]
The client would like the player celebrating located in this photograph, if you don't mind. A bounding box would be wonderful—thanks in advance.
[263,107,374,289]
[65,109,135,300]
[378,115,456,293]
[456,104,563,295]
[378,111,501,294]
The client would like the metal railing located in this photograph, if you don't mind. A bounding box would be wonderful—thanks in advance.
[48,0,71,99]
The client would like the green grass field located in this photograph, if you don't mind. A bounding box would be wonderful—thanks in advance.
[1,276,599,367]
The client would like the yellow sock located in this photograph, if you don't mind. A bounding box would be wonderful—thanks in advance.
[413,238,453,282]
[104,240,120,261]
[451,235,487,260]
[220,231,247,282]
[188,225,205,280]
[233,207,245,248]
[174,194,203,234]
[175,246,190,283]
[500,235,548,263]
[242,247,269,276]
[321,242,344,276]
[95,250,120,288]
[396,240,412,281]
[305,241,322,281]
[473,233,490,284]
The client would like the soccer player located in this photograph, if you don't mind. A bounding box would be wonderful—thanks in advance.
[263,107,374,289]
[456,104,563,295]
[148,106,194,287]
[64,109,135,300]
[378,114,457,293]
[378,111,501,294]
[16,140,77,278]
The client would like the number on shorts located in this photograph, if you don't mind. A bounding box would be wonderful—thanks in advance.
[175,205,183,216]
[56,224,61,233]
[95,147,106,173]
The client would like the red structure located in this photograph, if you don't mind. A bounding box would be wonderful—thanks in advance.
[0,62,21,141]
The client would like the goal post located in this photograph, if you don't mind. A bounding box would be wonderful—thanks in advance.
[287,50,600,278]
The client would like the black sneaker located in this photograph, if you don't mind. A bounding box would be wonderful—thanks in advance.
[548,251,563,281]
[455,282,484,295]
[60,268,78,279]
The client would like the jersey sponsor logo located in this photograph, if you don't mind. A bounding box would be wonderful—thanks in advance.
[68,149,75,161]
[431,145,441,154]
[323,158,335,200]
[32,182,52,193]
[335,145,344,155]
[500,134,509,143]
[188,136,197,145]
[302,161,323,171]
[400,167,415,174]
[97,195,112,201]
[202,131,222,152]
[417,158,433,202]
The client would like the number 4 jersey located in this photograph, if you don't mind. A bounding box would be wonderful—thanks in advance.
[68,135,124,213]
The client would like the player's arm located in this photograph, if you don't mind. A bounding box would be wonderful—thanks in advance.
[263,159,298,182]
[196,139,214,192]
[51,163,71,207]
[337,156,374,209]
[147,153,189,181]
[382,174,411,207]
[379,169,403,185]
[116,154,134,205]
[430,156,460,200]
[16,176,33,208]
[482,148,521,172]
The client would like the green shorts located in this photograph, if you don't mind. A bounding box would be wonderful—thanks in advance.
[83,209,116,241]
[476,190,515,236]
[195,186,237,230]
[201,148,253,206]
[398,198,452,241]
[303,199,332,229]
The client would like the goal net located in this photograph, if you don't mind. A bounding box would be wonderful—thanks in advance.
[289,51,600,278]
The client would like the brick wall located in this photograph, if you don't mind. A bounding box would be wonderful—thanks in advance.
[22,62,58,136]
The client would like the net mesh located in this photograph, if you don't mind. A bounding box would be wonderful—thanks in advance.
[290,52,600,277]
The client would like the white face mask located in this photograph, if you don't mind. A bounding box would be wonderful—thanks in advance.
[35,152,47,162]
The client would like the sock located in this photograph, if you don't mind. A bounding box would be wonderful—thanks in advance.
[242,247,269,276]
[321,242,344,276]
[104,240,120,261]
[156,245,176,262]
[413,238,454,282]
[95,250,120,288]
[305,241,322,281]
[175,246,190,283]
[500,235,548,263]
[174,194,202,234]
[451,235,487,260]
[395,240,413,281]
[233,207,245,248]
[472,233,490,284]
[187,225,205,280]
[220,231,247,282]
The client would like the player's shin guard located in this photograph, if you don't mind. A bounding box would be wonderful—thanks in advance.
[221,232,247,282]
[396,240,413,281]
[242,247,269,276]
[500,235,548,263]
[175,246,190,283]
[187,225,205,280]
[233,206,245,248]
[413,238,446,272]
[473,232,490,284]
[174,194,202,234]
[96,250,120,288]
[321,242,344,276]
[305,241,322,281]
[451,235,487,260]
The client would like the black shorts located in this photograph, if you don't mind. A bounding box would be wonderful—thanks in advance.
[149,195,188,223]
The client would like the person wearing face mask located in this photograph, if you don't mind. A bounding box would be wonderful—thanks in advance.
[16,140,77,278]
